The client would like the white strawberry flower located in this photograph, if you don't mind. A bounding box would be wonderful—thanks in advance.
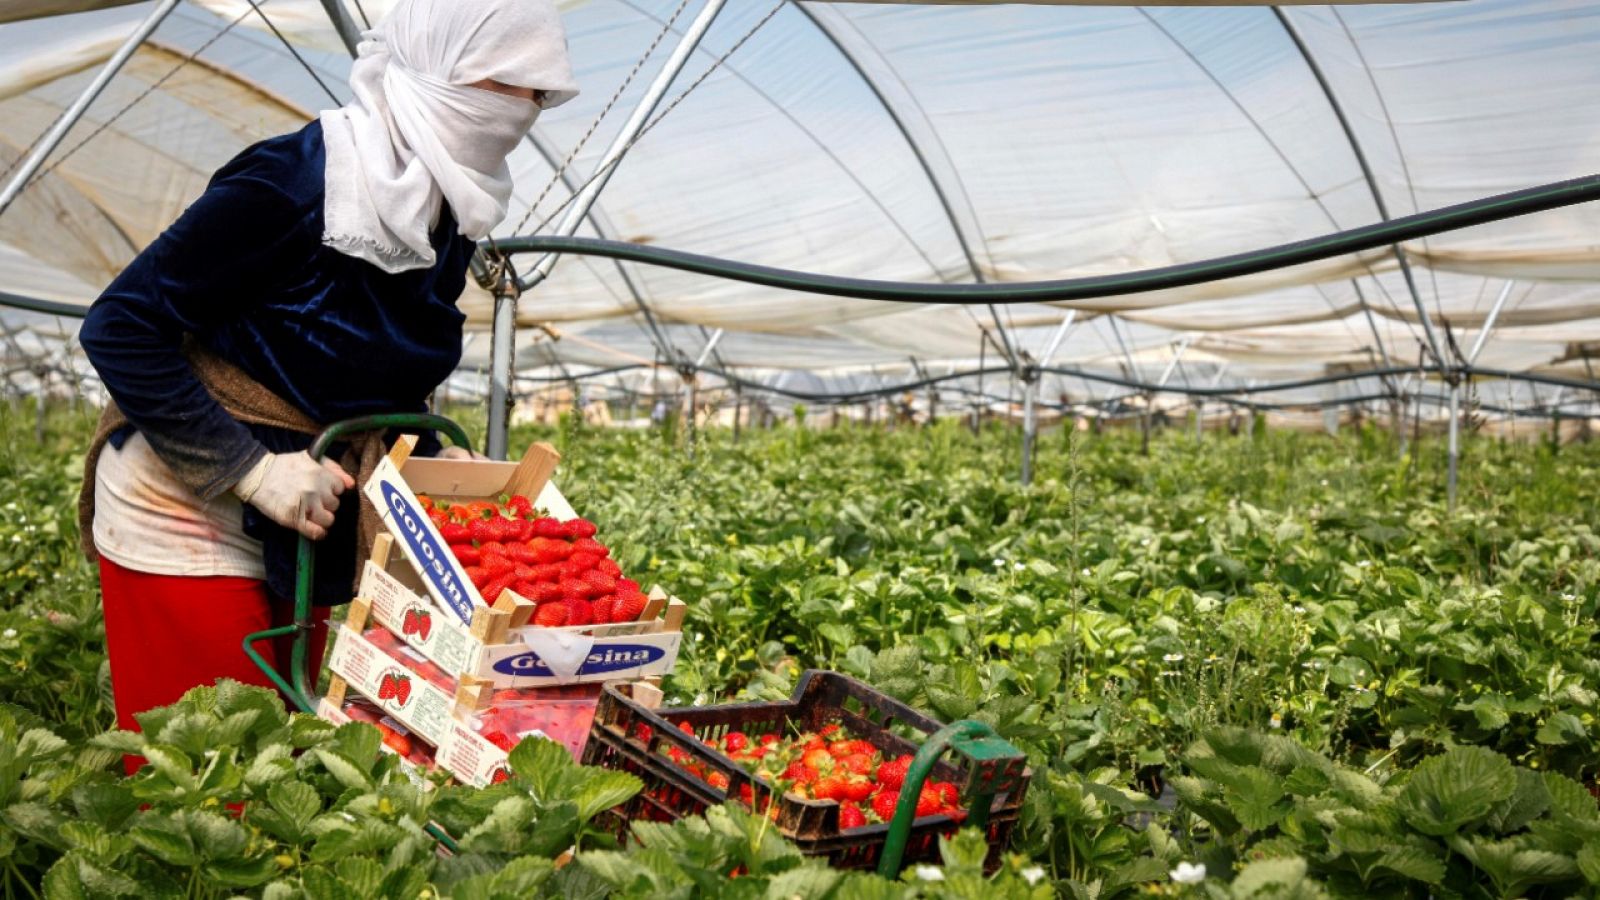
[1170,861,1206,884]
[1020,865,1045,885]
[913,866,944,882]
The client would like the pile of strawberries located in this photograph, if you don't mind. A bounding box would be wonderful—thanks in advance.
[646,721,965,830]
[420,495,648,627]
[475,683,602,759]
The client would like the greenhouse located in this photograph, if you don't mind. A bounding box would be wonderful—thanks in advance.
[0,0,1598,896]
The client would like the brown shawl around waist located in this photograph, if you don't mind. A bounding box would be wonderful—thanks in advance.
[79,342,385,594]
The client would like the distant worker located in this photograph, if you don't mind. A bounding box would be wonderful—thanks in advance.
[75,0,577,766]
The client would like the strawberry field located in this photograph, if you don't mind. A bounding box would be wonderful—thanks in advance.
[4,404,1600,898]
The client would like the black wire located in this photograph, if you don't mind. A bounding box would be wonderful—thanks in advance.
[244,0,341,105]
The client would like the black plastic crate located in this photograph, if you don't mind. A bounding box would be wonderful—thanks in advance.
[580,670,1029,872]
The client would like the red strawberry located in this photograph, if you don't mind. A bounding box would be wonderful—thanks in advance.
[481,731,516,752]
[511,563,537,582]
[533,603,568,628]
[401,608,418,636]
[512,581,538,602]
[439,522,471,544]
[468,518,494,544]
[565,552,603,574]
[565,599,594,626]
[511,518,534,542]
[871,790,899,823]
[480,574,515,604]
[592,597,615,623]
[613,592,647,622]
[915,786,942,818]
[490,768,511,785]
[724,732,750,754]
[839,803,867,830]
[616,578,641,595]
[707,771,730,791]
[802,749,834,774]
[813,776,847,802]
[597,558,622,578]
[563,518,599,539]
[450,544,481,566]
[759,733,780,746]
[819,724,842,739]
[781,761,815,786]
[559,578,593,601]
[480,554,514,578]
[530,563,563,583]
[582,570,617,596]
[679,722,696,735]
[393,676,412,705]
[464,566,488,588]
[571,537,610,557]
[531,517,566,539]
[415,612,432,641]
[507,543,539,564]
[931,782,959,808]
[528,538,570,565]
[876,756,913,791]
[840,776,874,803]
[506,494,534,517]
[530,582,563,604]
[839,753,874,777]
[632,723,653,743]
[377,673,396,700]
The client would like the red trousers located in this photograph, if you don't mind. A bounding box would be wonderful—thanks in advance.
[99,557,331,773]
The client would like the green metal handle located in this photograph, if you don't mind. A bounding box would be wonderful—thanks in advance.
[242,413,472,713]
[876,719,1011,878]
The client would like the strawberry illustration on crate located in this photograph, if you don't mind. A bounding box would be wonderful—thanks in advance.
[376,669,413,706]
[400,606,433,641]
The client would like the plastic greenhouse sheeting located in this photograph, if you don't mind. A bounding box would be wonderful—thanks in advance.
[0,0,1597,406]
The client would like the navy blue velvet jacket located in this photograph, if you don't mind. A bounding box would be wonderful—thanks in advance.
[80,120,474,604]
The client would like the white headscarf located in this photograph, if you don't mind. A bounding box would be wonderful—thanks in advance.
[320,0,579,273]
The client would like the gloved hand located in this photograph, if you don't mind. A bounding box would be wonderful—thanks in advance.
[231,452,356,540]
[436,445,489,461]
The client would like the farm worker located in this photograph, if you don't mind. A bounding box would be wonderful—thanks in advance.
[75,0,577,764]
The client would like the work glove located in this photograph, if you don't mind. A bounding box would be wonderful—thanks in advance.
[231,451,356,540]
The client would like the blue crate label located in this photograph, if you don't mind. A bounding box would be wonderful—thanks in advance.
[494,640,667,678]
[377,478,475,625]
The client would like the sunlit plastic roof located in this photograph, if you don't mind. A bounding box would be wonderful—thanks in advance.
[1,0,1598,414]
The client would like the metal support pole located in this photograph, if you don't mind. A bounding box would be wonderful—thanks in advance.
[519,0,729,292]
[732,382,742,444]
[485,276,519,458]
[0,0,181,220]
[1447,382,1461,510]
[318,0,363,56]
[1021,375,1037,486]
[1467,281,1515,366]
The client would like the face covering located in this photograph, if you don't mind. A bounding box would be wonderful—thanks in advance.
[320,0,579,273]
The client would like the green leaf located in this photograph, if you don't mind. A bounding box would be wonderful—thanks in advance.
[1487,767,1550,835]
[245,742,295,789]
[70,782,138,830]
[1394,746,1516,836]
[129,816,201,867]
[1374,846,1445,885]
[87,730,146,755]
[41,856,89,900]
[1222,766,1287,832]
[1577,843,1600,885]
[18,728,69,764]
[312,749,374,793]
[1536,712,1587,746]
[140,743,198,793]
[571,770,643,822]
[1229,857,1321,899]
[765,865,843,898]
[205,856,282,889]
[333,857,385,896]
[189,809,250,861]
